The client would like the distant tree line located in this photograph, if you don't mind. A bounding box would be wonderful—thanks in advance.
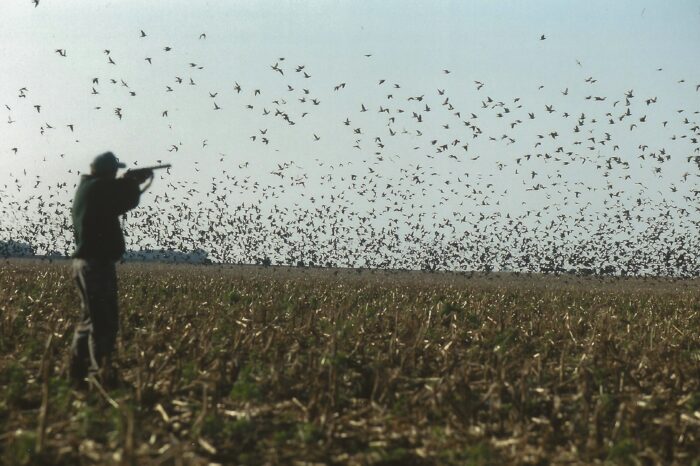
[0,240,35,258]
[0,240,212,265]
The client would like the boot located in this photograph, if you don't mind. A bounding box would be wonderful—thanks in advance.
[69,355,89,391]
[96,357,121,390]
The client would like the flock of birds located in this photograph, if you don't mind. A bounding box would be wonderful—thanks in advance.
[1,25,699,277]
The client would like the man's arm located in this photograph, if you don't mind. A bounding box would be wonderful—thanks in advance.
[107,177,141,215]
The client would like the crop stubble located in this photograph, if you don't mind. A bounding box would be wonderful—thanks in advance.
[1,260,699,465]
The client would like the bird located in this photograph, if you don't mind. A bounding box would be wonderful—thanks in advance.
[0,41,696,278]
[271,62,284,75]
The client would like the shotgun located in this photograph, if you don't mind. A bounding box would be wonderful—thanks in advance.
[123,164,171,192]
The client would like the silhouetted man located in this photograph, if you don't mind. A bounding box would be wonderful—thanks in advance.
[69,151,152,389]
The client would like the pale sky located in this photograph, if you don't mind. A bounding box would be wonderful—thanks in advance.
[0,0,698,270]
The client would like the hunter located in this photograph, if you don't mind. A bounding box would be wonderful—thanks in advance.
[69,151,153,389]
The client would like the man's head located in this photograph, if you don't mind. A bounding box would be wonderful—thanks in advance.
[90,151,126,178]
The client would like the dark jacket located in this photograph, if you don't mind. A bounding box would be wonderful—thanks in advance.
[72,175,141,261]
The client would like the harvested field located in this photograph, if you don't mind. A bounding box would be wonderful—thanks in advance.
[1,259,699,465]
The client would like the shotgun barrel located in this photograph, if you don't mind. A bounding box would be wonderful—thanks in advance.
[125,164,172,174]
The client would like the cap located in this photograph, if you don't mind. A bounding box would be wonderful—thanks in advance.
[90,151,126,175]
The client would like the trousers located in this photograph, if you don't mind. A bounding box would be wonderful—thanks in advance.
[69,258,119,381]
